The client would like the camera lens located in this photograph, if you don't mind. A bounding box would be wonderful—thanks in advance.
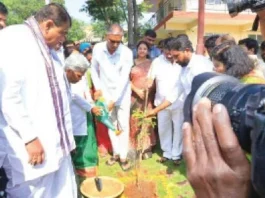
[184,72,265,152]
[227,0,252,17]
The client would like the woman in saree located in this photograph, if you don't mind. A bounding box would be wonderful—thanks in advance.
[65,53,101,179]
[130,40,156,160]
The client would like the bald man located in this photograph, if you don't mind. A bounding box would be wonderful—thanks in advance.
[90,24,133,171]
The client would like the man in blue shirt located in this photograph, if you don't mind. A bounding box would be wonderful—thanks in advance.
[133,29,161,60]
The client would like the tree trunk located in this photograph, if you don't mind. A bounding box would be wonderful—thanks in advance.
[127,0,134,48]
[94,0,111,27]
[132,0,138,44]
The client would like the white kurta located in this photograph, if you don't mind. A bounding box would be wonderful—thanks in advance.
[149,54,182,109]
[177,53,214,102]
[149,55,183,160]
[90,42,133,159]
[90,41,133,106]
[0,24,76,194]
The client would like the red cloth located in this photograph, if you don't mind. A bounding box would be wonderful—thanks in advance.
[96,121,112,154]
[90,65,113,154]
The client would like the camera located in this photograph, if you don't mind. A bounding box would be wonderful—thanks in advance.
[227,0,265,17]
[184,72,265,197]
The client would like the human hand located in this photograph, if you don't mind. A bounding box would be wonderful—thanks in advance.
[25,138,45,166]
[92,106,102,116]
[94,90,102,101]
[183,98,251,198]
[108,101,115,112]
[146,78,153,89]
[145,109,157,118]
[136,89,145,100]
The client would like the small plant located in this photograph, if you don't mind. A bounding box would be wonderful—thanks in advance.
[132,108,156,188]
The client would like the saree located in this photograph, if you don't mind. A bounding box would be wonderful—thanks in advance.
[129,60,156,151]
[87,68,112,156]
[71,112,98,177]
[240,69,265,84]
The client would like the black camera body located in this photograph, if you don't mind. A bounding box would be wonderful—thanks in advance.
[227,0,265,17]
[184,72,265,197]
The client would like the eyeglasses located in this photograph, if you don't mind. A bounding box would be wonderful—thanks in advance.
[109,39,121,45]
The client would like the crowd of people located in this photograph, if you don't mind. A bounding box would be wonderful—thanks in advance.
[1,1,265,198]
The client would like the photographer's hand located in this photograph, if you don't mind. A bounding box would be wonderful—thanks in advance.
[183,98,251,198]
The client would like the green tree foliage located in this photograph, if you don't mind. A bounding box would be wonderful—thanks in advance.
[67,18,87,41]
[2,0,87,41]
[82,0,151,25]
[138,23,153,38]
[81,0,152,44]
[2,0,65,25]
[91,21,107,40]
[81,0,123,26]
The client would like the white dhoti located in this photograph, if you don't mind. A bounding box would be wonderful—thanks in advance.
[0,20,77,198]
[157,108,183,160]
[4,155,77,198]
[108,104,130,160]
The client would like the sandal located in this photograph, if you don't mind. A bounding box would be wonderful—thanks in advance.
[106,156,119,166]
[120,160,131,172]
[142,152,152,160]
[156,157,170,163]
[173,159,182,166]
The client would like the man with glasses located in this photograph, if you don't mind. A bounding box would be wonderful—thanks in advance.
[133,29,161,60]
[90,24,133,171]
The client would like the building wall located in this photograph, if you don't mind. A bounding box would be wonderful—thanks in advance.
[156,23,261,49]
[155,0,251,14]
[150,0,261,48]
[186,25,259,48]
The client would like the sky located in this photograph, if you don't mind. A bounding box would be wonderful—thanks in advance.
[65,0,154,24]
[65,0,91,23]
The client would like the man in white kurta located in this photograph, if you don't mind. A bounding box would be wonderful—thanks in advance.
[0,2,8,197]
[90,24,133,170]
[147,38,183,164]
[169,37,214,101]
[0,4,77,198]
[147,37,213,164]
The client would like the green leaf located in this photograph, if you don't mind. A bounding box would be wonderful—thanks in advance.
[2,0,65,25]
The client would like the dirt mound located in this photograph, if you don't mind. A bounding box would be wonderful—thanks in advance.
[123,180,157,198]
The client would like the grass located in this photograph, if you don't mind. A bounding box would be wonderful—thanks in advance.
[97,146,194,198]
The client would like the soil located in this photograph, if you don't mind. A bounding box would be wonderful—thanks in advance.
[123,180,157,198]
[80,176,124,198]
